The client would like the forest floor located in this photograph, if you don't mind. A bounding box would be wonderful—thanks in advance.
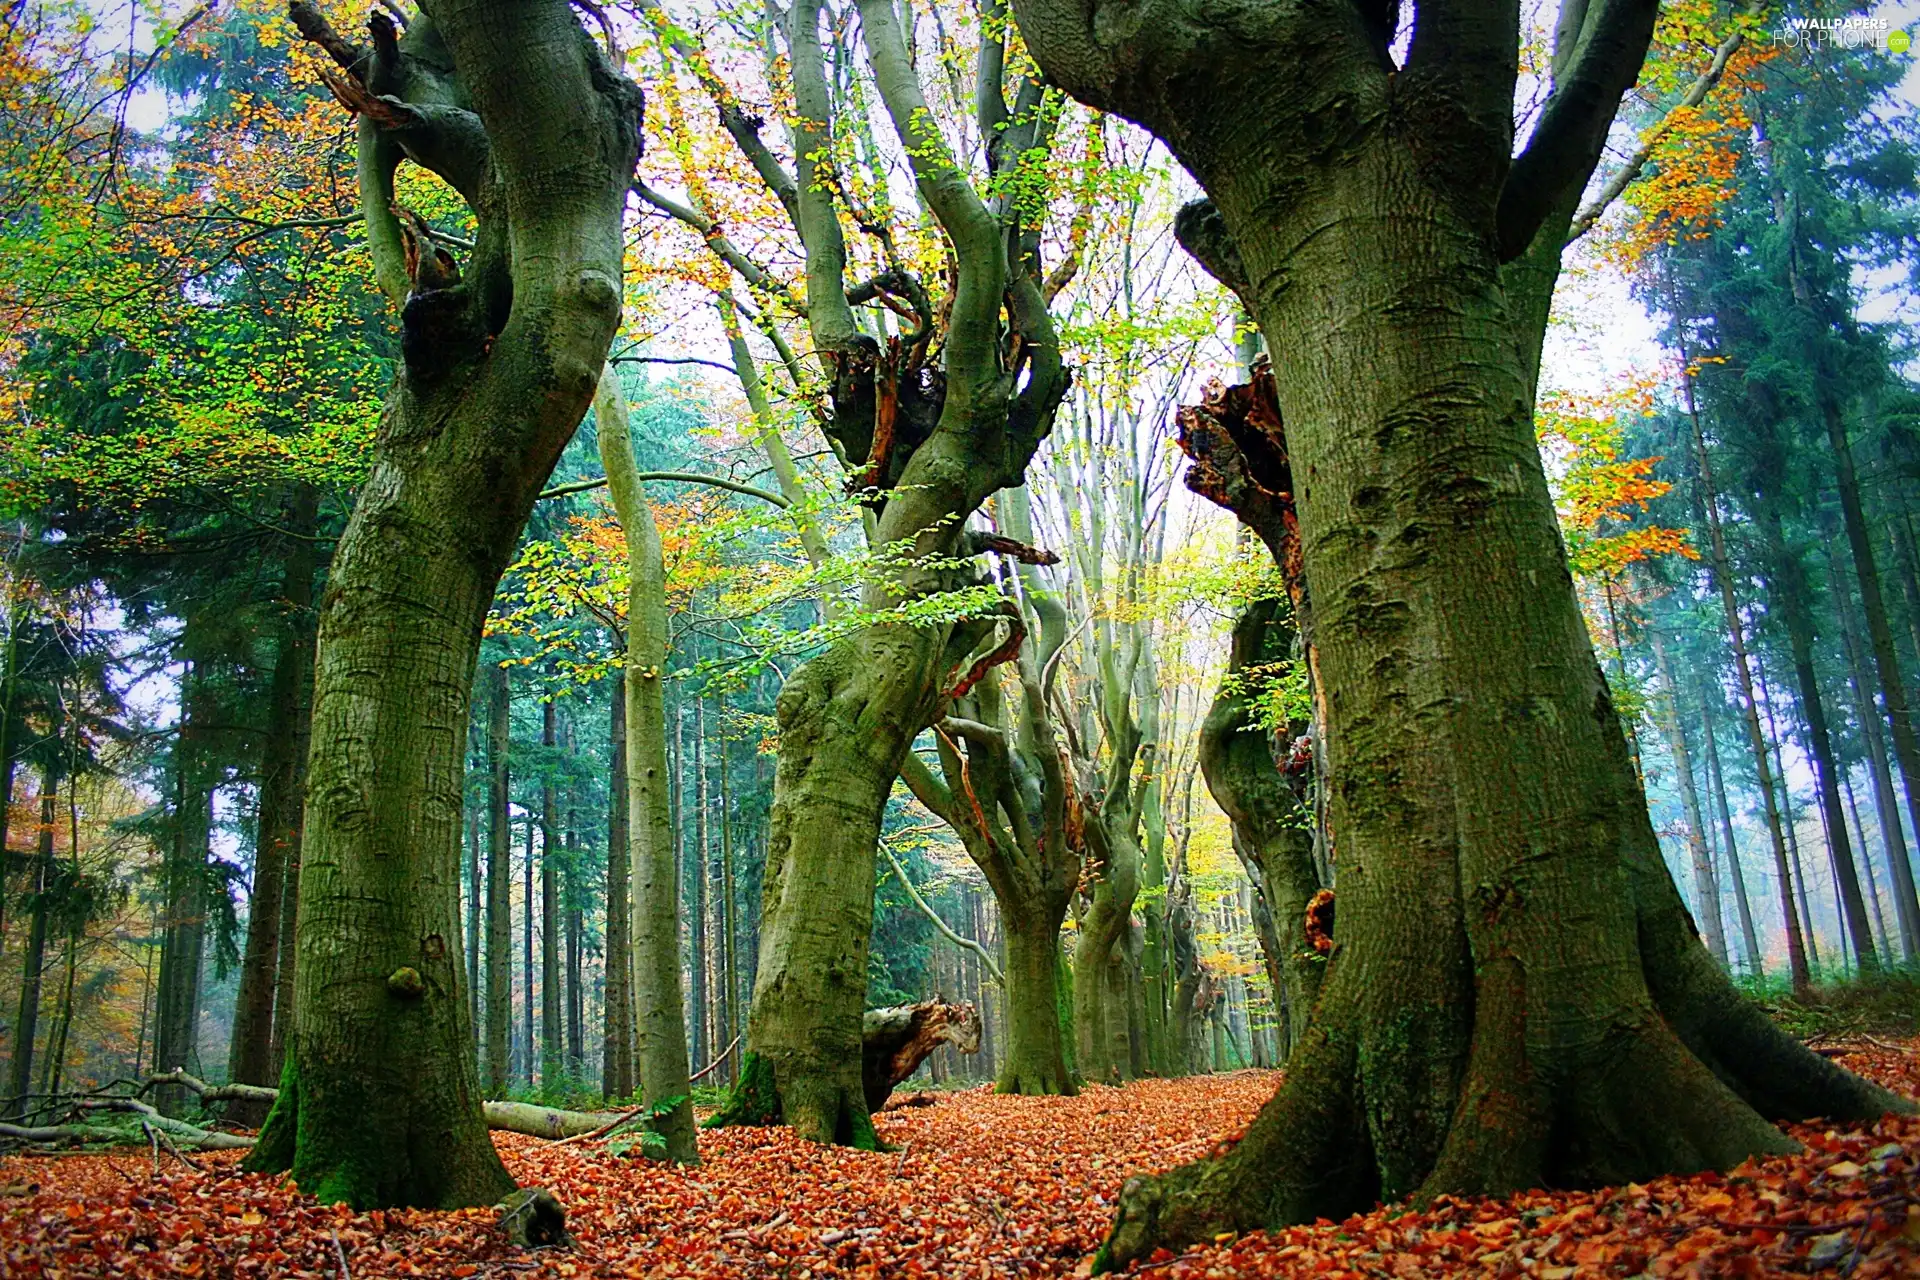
[3,1047,1920,1279]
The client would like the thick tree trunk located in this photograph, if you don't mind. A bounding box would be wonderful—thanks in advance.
[1649,630,1727,967]
[602,679,634,1098]
[996,911,1073,1095]
[710,632,946,1146]
[596,372,698,1162]
[248,0,641,1208]
[230,511,319,1126]
[484,665,512,1095]
[1008,9,1909,1262]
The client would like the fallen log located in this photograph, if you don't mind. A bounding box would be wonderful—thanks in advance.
[862,999,981,1112]
[481,1102,628,1140]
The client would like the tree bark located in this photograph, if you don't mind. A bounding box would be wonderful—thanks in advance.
[595,371,698,1163]
[860,999,980,1110]
[1012,2,1907,1266]
[246,0,642,1209]
[229,500,319,1125]
[706,0,1069,1143]
[689,689,710,1076]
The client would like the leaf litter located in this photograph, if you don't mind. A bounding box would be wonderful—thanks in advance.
[2,1043,1917,1278]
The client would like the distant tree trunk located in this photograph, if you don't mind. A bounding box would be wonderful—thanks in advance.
[230,503,319,1125]
[710,729,729,1082]
[596,371,698,1162]
[522,809,535,1086]
[0,595,22,952]
[1200,598,1324,1060]
[1702,689,1764,972]
[466,787,480,1053]
[484,665,512,1095]
[541,701,561,1088]
[565,787,584,1080]
[5,777,56,1118]
[1760,513,1877,970]
[1650,629,1727,967]
[1832,538,1920,959]
[602,678,634,1097]
[689,690,710,1075]
[155,669,212,1117]
[1683,384,1809,990]
[1757,666,1821,971]
[1827,401,1920,954]
[246,0,642,1210]
[1843,772,1893,964]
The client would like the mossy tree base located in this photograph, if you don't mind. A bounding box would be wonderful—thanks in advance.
[705,1052,882,1149]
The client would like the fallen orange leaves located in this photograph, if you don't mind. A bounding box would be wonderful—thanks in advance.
[2,1045,1917,1278]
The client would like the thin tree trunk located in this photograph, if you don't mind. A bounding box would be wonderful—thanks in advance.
[523,808,535,1087]
[230,503,319,1122]
[1702,689,1764,974]
[1684,379,1809,990]
[155,667,211,1118]
[1826,399,1920,963]
[1650,629,1727,965]
[719,721,738,1086]
[566,783,584,1080]
[596,371,698,1161]
[689,690,710,1075]
[1830,527,1920,958]
[485,665,512,1095]
[602,677,634,1097]
[5,778,56,1118]
[541,700,561,1088]
[1843,771,1892,965]
[1756,665,1822,971]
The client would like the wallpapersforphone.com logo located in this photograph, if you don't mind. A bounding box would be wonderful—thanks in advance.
[1763,15,1912,55]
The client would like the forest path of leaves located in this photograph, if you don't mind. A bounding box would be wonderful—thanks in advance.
[3,1052,1920,1278]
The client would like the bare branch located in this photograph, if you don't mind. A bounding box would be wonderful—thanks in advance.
[1565,23,1745,244]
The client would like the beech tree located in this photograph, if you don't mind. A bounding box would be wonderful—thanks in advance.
[1010,0,1909,1267]
[676,0,1072,1146]
[243,0,643,1208]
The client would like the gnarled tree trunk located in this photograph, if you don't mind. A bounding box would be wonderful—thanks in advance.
[245,0,642,1209]
[1012,0,1908,1268]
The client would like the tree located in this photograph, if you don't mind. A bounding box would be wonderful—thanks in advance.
[1011,0,1906,1267]
[242,0,643,1209]
[680,0,1072,1146]
[594,370,698,1162]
